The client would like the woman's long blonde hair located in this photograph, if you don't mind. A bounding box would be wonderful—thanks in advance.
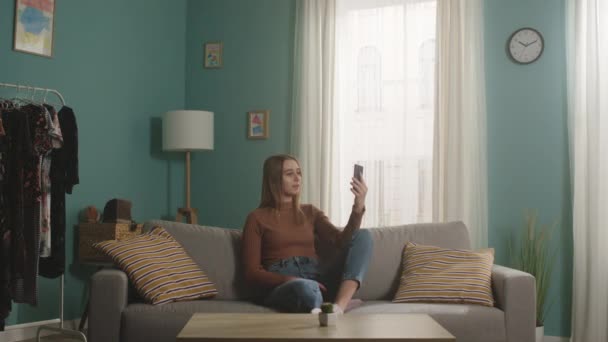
[259,154,304,222]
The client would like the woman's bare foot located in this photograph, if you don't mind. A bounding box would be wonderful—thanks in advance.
[345,299,363,312]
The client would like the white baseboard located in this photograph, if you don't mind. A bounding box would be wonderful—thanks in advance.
[545,336,569,342]
[0,319,83,342]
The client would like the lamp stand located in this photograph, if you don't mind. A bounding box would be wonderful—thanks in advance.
[176,151,198,224]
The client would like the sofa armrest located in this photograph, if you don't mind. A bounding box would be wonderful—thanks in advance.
[492,264,536,342]
[88,269,129,342]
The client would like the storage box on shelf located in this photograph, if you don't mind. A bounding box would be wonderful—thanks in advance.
[78,222,143,263]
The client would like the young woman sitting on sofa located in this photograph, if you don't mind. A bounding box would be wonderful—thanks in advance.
[242,154,373,313]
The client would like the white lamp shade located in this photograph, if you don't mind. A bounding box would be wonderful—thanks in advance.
[163,110,214,151]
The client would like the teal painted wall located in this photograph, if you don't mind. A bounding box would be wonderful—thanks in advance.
[2,0,573,337]
[186,0,572,337]
[485,0,571,337]
[1,0,187,324]
[185,0,296,229]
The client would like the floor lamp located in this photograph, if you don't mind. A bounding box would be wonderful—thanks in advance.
[163,110,214,224]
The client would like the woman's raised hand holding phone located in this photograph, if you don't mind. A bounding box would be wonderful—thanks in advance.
[351,164,367,213]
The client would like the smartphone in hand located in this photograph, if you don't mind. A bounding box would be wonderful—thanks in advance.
[354,164,364,181]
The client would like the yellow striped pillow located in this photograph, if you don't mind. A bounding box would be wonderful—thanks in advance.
[393,242,495,306]
[94,226,217,305]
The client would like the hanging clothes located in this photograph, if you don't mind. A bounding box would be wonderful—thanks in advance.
[40,106,79,278]
[1,105,32,307]
[0,99,78,330]
[0,104,10,330]
[39,106,63,258]
[10,104,51,305]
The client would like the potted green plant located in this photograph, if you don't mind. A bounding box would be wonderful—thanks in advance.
[318,303,337,327]
[509,210,556,342]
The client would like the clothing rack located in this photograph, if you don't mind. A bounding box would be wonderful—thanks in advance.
[0,82,86,342]
[0,82,66,106]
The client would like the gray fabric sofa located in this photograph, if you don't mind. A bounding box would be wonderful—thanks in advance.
[88,220,535,342]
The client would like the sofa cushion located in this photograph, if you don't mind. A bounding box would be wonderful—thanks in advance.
[124,300,276,315]
[349,300,506,342]
[94,226,217,304]
[354,221,471,300]
[143,220,254,300]
[393,242,494,306]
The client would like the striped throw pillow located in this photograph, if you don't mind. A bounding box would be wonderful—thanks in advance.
[94,226,218,305]
[393,242,495,306]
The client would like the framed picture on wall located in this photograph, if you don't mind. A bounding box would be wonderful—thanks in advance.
[13,0,55,58]
[247,110,269,139]
[204,42,223,68]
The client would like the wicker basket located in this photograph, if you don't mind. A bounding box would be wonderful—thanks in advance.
[78,223,143,263]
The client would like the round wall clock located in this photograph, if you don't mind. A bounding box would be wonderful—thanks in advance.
[507,27,544,64]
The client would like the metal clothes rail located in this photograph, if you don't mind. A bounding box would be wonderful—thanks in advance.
[0,82,86,342]
[0,82,66,106]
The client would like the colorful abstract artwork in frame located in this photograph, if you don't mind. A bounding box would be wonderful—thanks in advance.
[247,110,269,139]
[14,0,55,57]
[204,42,223,68]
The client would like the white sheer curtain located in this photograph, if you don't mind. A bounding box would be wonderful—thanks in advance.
[433,0,487,248]
[334,0,437,227]
[293,0,487,242]
[567,0,608,341]
[291,0,339,216]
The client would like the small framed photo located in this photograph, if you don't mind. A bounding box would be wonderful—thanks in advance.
[204,42,223,68]
[247,110,269,139]
[13,0,55,58]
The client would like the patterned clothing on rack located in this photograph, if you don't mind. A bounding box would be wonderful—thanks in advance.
[0,106,12,328]
[10,104,52,305]
[0,94,77,330]
[40,106,78,278]
[0,104,34,310]
[39,106,63,258]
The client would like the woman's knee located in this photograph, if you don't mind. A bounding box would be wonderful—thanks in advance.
[289,279,323,311]
[352,229,373,248]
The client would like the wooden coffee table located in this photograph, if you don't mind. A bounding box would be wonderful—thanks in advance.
[176,313,455,342]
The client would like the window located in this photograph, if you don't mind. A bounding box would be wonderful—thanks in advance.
[418,39,435,109]
[357,46,382,112]
[335,0,436,227]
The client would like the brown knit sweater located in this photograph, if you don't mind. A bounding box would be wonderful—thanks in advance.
[241,203,364,289]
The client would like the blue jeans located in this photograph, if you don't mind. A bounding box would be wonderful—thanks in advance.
[264,229,373,313]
